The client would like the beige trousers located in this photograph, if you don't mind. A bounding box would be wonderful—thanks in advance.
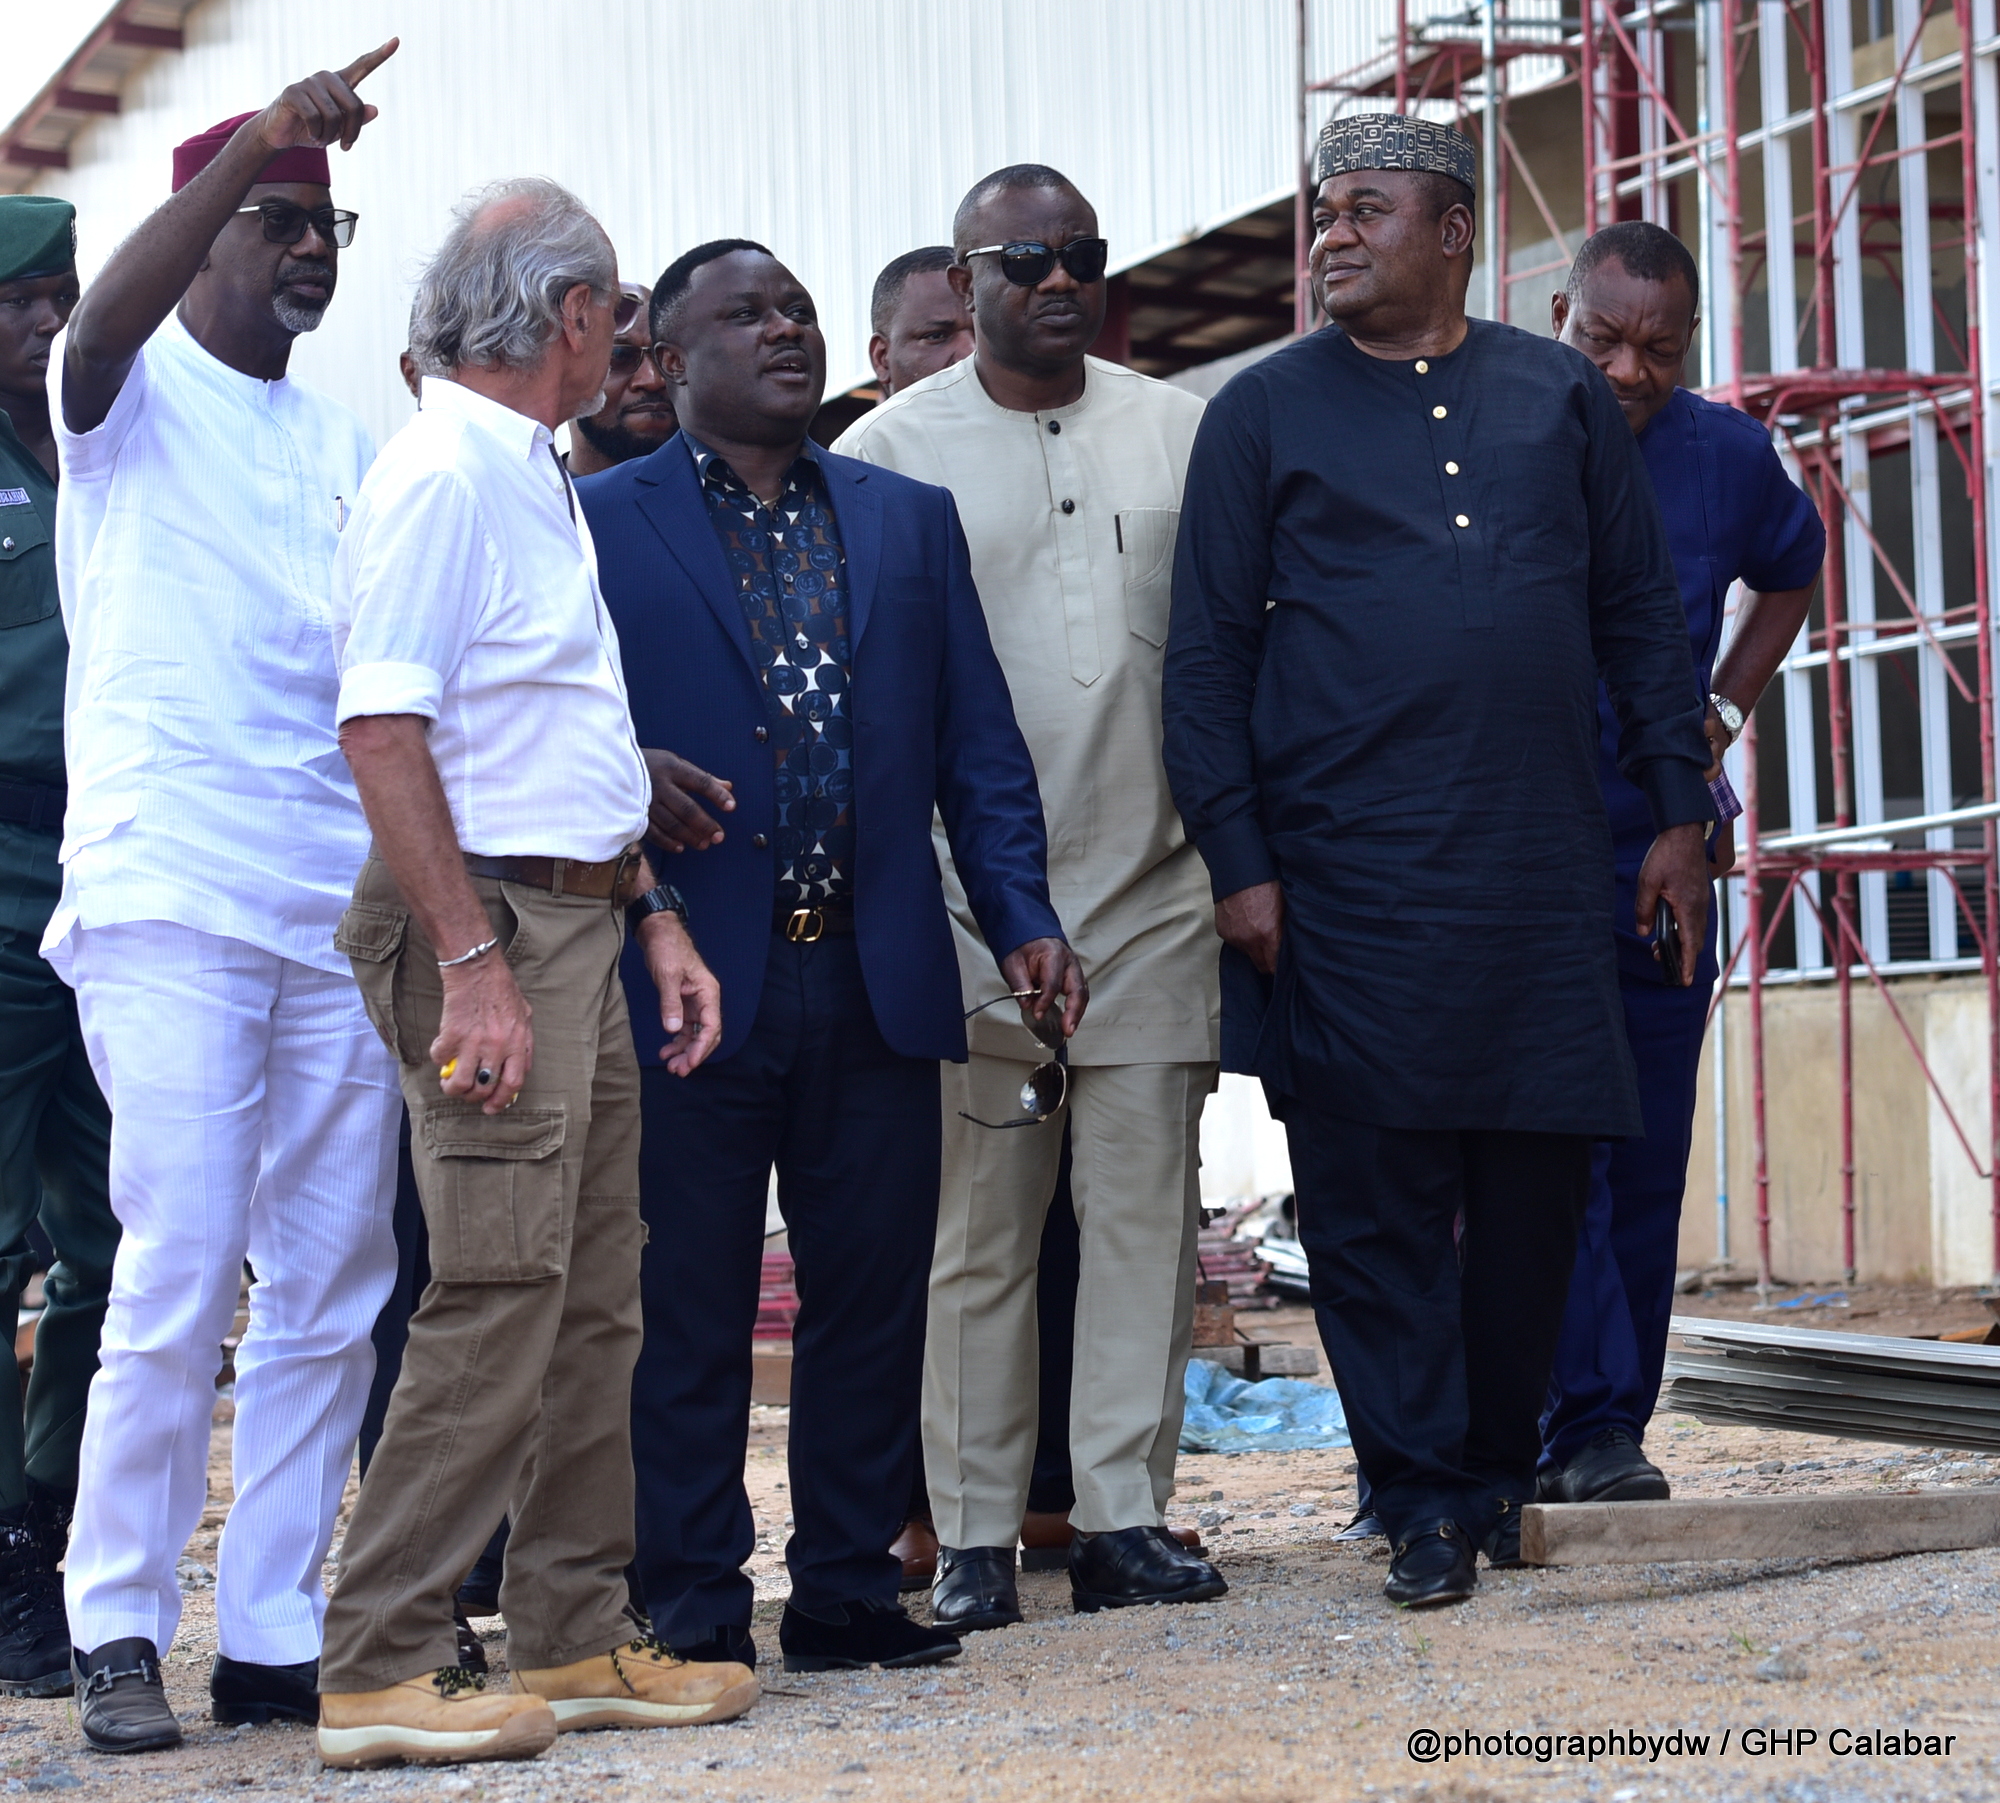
[319,856,645,1690]
[924,1056,1216,1548]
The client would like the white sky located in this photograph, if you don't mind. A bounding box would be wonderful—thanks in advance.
[1,11,99,139]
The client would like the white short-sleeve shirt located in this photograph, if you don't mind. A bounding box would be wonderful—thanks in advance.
[43,313,377,978]
[330,377,649,863]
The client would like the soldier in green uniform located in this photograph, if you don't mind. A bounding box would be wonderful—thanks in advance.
[0,195,118,1698]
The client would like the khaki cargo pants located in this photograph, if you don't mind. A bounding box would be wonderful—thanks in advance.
[319,854,645,1689]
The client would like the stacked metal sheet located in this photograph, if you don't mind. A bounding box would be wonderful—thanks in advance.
[1662,1315,2000,1453]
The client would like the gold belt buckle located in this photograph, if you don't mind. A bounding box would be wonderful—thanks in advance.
[786,906,825,944]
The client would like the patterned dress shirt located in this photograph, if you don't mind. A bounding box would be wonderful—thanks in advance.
[686,436,854,908]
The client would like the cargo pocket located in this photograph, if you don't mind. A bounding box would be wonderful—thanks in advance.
[334,902,415,1062]
[1117,506,1180,647]
[419,1099,569,1284]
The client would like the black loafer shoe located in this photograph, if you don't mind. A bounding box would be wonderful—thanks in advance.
[671,1623,757,1670]
[1481,1500,1529,1570]
[1384,1521,1477,1608]
[931,1546,1022,1633]
[210,1652,319,1725]
[76,1638,183,1754]
[1069,1525,1227,1614]
[1537,1427,1671,1504]
[1332,1509,1387,1543]
[778,1598,960,1672]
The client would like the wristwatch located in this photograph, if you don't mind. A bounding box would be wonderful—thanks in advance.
[1708,691,1745,746]
[626,883,690,930]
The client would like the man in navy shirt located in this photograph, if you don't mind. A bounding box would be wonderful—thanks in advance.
[1540,222,1824,1504]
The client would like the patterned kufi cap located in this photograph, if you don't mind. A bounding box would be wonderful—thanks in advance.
[1314,113,1476,191]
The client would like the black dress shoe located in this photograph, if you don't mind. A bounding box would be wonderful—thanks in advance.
[671,1623,757,1670]
[1069,1526,1227,1613]
[1481,1499,1529,1570]
[778,1598,960,1672]
[453,1606,488,1674]
[75,1638,182,1754]
[931,1546,1022,1633]
[210,1652,319,1725]
[0,1513,71,1698]
[1537,1428,1671,1504]
[1384,1521,1477,1608]
[1332,1509,1387,1543]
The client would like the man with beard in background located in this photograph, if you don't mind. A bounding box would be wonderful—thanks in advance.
[565,280,676,475]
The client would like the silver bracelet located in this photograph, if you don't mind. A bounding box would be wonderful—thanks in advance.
[437,936,499,970]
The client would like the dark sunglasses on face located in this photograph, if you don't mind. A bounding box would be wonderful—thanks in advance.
[961,237,1110,288]
[611,291,644,336]
[233,202,358,248]
[606,340,664,377]
[959,990,1069,1129]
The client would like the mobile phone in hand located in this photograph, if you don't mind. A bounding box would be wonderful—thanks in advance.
[1655,897,1687,988]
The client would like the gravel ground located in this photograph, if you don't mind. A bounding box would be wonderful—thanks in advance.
[9,1288,1999,1801]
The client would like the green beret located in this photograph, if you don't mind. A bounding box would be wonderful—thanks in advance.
[0,196,77,285]
[1315,114,1477,192]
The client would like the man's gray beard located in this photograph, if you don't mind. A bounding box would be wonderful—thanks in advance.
[272,291,328,334]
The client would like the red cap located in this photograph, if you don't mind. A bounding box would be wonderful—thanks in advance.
[171,112,332,193]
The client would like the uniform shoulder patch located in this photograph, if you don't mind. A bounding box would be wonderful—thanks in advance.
[0,488,29,508]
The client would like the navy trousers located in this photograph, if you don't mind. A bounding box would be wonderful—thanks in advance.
[632,932,941,1639]
[1541,974,1710,1472]
[1286,1100,1589,1543]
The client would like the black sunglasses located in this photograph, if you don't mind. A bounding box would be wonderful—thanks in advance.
[233,202,358,248]
[959,991,1069,1129]
[962,237,1110,288]
[607,340,665,376]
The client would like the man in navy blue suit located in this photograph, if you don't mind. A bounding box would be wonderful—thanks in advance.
[579,240,1083,1675]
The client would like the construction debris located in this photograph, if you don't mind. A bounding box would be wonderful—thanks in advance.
[1662,1315,2000,1453]
[1179,1361,1347,1455]
[1522,1489,2000,1567]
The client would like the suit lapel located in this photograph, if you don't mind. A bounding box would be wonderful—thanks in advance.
[820,451,883,654]
[632,437,758,678]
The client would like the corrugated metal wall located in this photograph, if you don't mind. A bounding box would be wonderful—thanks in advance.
[32,0,1404,445]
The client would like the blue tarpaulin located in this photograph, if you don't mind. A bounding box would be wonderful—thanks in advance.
[1179,1359,1350,1454]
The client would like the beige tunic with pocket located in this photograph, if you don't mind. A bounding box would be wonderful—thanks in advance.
[835,355,1217,1064]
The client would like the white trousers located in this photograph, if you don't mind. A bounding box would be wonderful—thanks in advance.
[925,1057,1216,1548]
[64,922,399,1663]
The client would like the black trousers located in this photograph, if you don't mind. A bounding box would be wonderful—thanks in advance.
[1285,1099,1589,1542]
[632,932,940,1638]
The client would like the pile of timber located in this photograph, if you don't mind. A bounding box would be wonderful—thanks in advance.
[1197,1210,1282,1310]
[1662,1315,2000,1452]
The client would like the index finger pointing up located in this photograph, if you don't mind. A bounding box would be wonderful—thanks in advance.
[339,37,400,88]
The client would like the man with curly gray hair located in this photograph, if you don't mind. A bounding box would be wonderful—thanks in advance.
[314,177,757,1766]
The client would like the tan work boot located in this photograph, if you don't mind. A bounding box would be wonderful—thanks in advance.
[514,1633,759,1730]
[317,1668,558,1768]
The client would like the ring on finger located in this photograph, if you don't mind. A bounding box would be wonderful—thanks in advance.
[475,1065,494,1086]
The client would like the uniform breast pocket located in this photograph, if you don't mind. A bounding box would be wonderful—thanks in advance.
[0,507,54,629]
[1118,507,1180,647]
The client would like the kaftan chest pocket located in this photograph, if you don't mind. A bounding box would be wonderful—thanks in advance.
[0,505,54,628]
[1118,507,1180,647]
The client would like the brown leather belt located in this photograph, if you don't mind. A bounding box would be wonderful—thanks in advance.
[465,844,645,903]
[774,897,855,941]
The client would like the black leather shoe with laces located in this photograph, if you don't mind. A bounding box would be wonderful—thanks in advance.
[671,1624,757,1670]
[1383,1521,1477,1608]
[1069,1526,1227,1613]
[778,1598,960,1672]
[76,1638,183,1754]
[210,1653,319,1725]
[1537,1428,1670,1503]
[931,1546,1022,1633]
[0,1512,71,1698]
